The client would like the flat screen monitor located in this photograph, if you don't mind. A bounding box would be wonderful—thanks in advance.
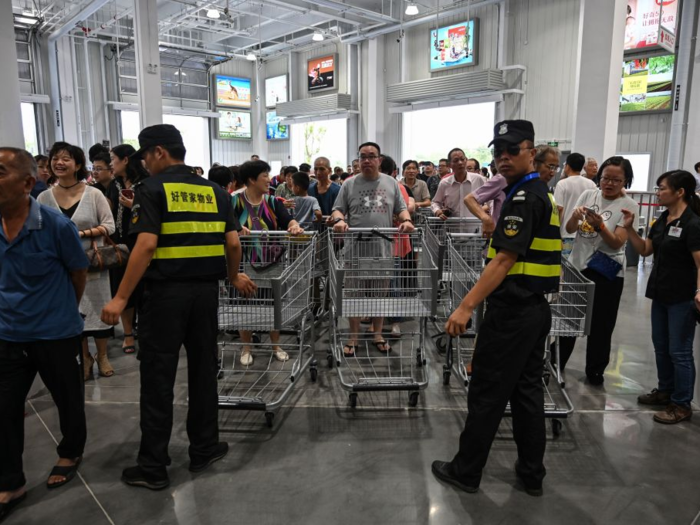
[217,110,252,140]
[214,75,251,109]
[266,111,289,140]
[430,19,478,73]
[265,75,288,108]
[625,0,679,52]
[307,54,337,93]
[620,55,674,113]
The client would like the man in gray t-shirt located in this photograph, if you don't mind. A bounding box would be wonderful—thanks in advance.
[330,142,414,356]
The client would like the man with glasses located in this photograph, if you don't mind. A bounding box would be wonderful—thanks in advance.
[331,142,415,356]
[431,148,487,221]
[432,120,561,497]
[533,145,561,187]
[553,152,595,258]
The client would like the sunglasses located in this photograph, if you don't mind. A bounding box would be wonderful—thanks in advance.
[491,144,530,158]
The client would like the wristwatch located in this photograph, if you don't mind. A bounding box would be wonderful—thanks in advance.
[401,219,414,224]
[333,217,345,224]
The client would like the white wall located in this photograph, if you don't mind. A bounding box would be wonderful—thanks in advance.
[617,113,672,187]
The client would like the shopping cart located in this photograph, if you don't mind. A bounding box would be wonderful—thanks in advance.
[415,207,434,225]
[309,217,332,323]
[447,248,595,436]
[422,218,485,353]
[217,231,317,428]
[327,228,439,408]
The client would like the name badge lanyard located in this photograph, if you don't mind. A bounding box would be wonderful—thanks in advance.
[505,172,540,202]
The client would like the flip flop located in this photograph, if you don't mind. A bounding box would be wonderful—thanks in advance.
[47,457,82,489]
[0,493,26,522]
[343,345,357,357]
[372,340,392,353]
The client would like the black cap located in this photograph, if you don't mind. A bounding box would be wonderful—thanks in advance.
[132,124,184,158]
[488,119,535,146]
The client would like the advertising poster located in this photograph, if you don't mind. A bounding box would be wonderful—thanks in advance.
[620,55,674,112]
[266,111,289,140]
[265,75,288,107]
[218,110,252,139]
[215,75,251,108]
[430,19,477,72]
[625,0,678,51]
[307,55,336,92]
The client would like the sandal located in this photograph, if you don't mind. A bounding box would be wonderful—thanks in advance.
[96,353,115,378]
[240,351,253,366]
[372,340,392,353]
[47,457,82,489]
[122,333,136,354]
[343,345,357,357]
[0,492,26,521]
[83,354,95,381]
[273,348,289,362]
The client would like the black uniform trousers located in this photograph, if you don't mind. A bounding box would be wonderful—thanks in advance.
[137,280,220,479]
[556,269,624,377]
[451,295,551,487]
[0,336,85,491]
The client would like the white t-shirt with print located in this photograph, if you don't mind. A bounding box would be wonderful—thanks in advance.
[568,189,639,278]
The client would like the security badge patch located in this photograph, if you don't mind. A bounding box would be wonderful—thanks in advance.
[499,123,508,135]
[504,215,524,237]
[131,204,140,224]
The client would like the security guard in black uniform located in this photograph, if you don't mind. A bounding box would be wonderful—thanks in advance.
[101,124,255,490]
[432,120,561,496]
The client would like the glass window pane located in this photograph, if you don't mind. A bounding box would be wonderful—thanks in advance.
[290,118,347,169]
[17,62,31,80]
[21,103,38,155]
[16,43,30,60]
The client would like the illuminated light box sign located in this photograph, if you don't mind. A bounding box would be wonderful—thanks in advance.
[430,19,478,72]
[265,75,288,108]
[307,54,337,93]
[215,75,251,109]
[620,55,675,113]
[625,0,678,52]
[217,110,252,139]
[266,111,289,140]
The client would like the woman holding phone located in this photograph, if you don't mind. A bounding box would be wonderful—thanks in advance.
[561,156,638,385]
[108,144,150,354]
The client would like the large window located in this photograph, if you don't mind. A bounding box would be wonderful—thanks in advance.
[402,102,496,166]
[21,103,39,155]
[290,118,347,169]
[120,111,211,170]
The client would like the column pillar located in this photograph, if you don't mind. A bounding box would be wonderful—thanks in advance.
[676,1,700,171]
[571,0,627,161]
[0,2,25,148]
[56,38,81,145]
[134,0,162,129]
[366,36,386,146]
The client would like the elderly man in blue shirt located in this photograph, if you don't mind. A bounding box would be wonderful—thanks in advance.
[0,147,89,521]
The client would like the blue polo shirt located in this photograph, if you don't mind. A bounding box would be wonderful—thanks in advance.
[0,197,88,342]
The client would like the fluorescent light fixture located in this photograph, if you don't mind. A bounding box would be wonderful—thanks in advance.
[246,52,257,61]
[312,31,324,42]
[206,9,220,19]
[405,3,419,15]
[15,15,39,25]
[22,9,33,16]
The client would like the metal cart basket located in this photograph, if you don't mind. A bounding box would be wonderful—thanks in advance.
[327,228,439,408]
[217,231,317,427]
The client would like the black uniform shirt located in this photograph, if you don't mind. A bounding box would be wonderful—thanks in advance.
[488,177,548,305]
[130,164,240,280]
[645,206,700,303]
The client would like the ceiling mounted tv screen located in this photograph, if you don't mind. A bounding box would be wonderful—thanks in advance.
[620,55,674,113]
[215,75,251,109]
[266,111,289,140]
[430,19,478,73]
[307,54,337,93]
[217,109,252,140]
[265,75,288,108]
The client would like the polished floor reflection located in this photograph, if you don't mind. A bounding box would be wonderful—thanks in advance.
[12,265,700,525]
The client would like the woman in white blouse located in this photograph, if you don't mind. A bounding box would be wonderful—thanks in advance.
[38,143,116,380]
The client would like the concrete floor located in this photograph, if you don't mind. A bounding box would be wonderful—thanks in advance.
[10,264,700,525]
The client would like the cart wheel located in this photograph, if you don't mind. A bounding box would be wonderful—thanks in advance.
[543,371,551,387]
[310,367,318,382]
[252,333,261,344]
[551,419,563,437]
[265,412,274,428]
[436,336,447,354]
[327,354,334,369]
[416,350,425,368]
[408,392,419,407]
[443,370,451,386]
[349,393,358,408]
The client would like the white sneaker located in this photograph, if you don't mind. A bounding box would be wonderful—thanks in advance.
[273,349,289,362]
[240,352,253,366]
